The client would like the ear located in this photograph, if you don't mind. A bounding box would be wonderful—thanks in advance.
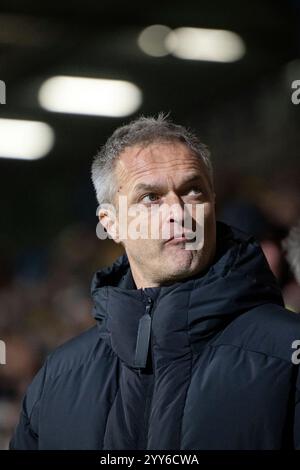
[98,206,121,244]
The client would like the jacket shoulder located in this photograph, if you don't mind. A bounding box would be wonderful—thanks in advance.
[26,325,112,414]
[46,324,113,378]
[213,304,300,363]
[9,325,114,449]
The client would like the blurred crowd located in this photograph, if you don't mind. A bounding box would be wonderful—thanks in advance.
[0,225,124,449]
[0,169,299,449]
[216,168,300,312]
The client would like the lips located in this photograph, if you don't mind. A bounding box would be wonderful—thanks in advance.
[165,233,195,244]
[167,236,186,242]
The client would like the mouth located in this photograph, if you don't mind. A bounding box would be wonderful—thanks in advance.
[164,233,196,245]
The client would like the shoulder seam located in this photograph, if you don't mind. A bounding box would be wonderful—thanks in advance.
[46,346,116,381]
[27,357,49,424]
[211,341,294,365]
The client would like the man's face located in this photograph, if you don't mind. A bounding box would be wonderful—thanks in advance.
[100,140,216,287]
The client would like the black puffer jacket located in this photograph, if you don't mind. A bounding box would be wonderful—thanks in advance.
[10,222,300,449]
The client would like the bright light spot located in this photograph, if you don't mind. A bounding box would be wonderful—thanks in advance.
[165,27,246,62]
[0,119,54,160]
[38,76,142,117]
[138,24,172,57]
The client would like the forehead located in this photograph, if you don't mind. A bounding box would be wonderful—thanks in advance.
[115,140,206,184]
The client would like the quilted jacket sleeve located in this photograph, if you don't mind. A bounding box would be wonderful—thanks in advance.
[9,359,48,450]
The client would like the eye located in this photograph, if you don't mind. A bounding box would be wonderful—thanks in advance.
[186,187,203,196]
[141,193,160,203]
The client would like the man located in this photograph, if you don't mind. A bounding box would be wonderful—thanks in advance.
[10,114,300,449]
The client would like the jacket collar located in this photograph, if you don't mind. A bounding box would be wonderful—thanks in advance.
[91,221,284,370]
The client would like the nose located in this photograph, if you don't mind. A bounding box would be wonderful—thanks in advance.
[163,192,185,236]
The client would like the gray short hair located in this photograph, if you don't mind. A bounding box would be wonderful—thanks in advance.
[91,112,213,206]
[282,219,300,284]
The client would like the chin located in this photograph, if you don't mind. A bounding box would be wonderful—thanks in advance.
[174,250,208,273]
[167,259,197,279]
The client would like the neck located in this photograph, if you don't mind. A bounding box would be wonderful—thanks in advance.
[131,267,161,289]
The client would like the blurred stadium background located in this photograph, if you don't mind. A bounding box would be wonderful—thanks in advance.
[0,0,300,449]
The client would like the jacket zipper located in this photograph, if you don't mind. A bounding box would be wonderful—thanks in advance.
[138,293,157,449]
[145,299,156,449]
[134,296,154,368]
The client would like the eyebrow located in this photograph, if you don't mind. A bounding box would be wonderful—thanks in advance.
[132,174,203,196]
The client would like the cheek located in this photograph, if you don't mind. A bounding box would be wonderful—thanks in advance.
[204,202,215,224]
[188,202,214,230]
[124,238,160,261]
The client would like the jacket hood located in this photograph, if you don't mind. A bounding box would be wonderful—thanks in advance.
[91,221,284,370]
